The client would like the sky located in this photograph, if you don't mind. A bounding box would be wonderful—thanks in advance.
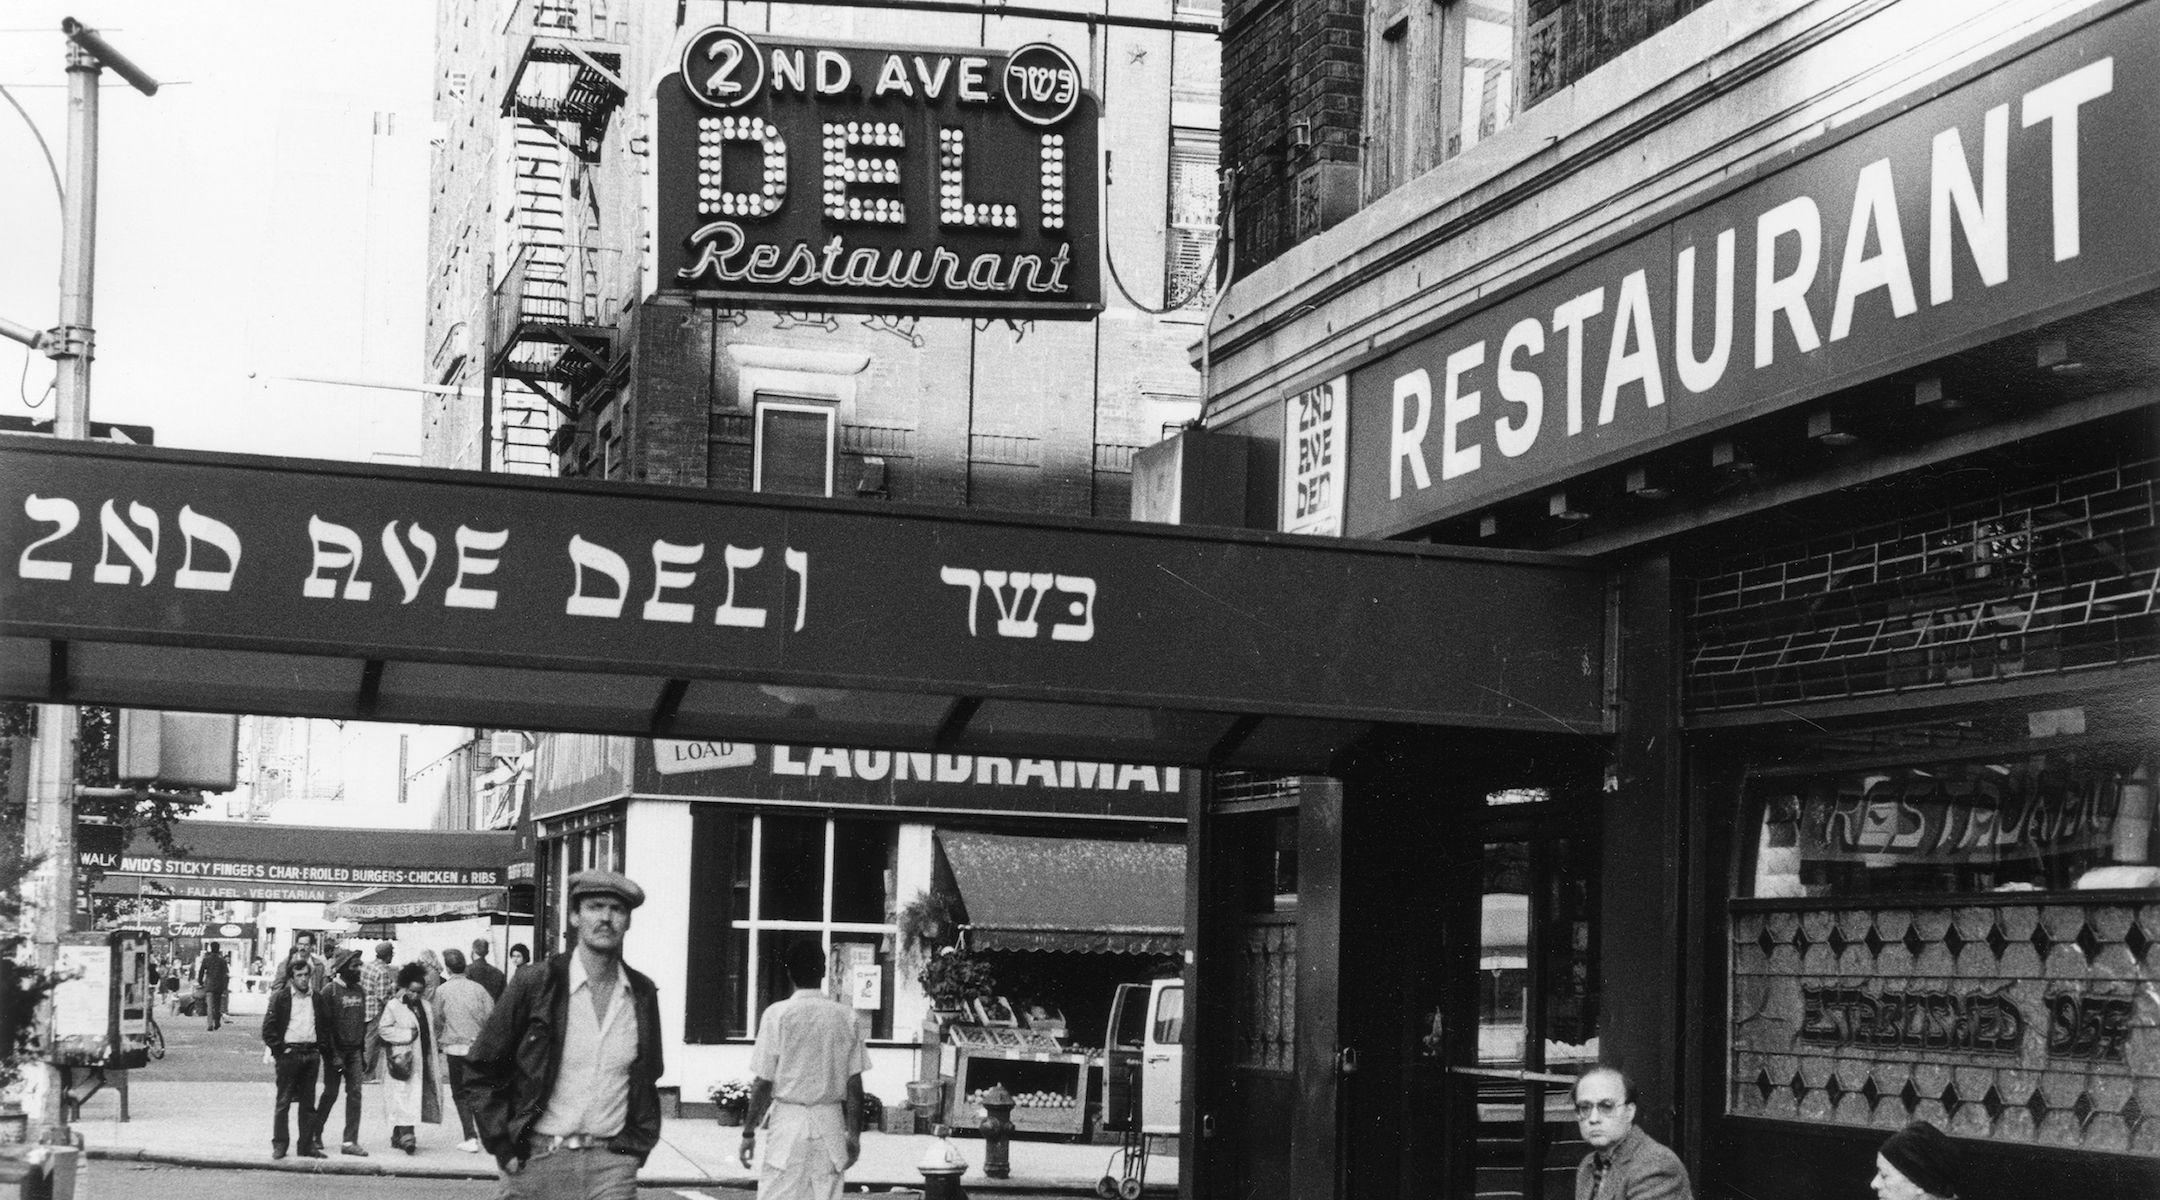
[0,2,435,461]
[4,5,472,827]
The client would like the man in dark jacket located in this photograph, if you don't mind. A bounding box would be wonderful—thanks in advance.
[311,949,373,1158]
[461,870,663,1199]
[1572,1066,1693,1200]
[197,946,230,1030]
[261,947,338,1160]
[466,937,508,1001]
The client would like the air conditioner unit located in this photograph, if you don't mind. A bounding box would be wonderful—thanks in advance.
[490,731,527,758]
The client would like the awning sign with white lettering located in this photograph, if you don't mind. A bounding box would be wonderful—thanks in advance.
[1346,5,2160,535]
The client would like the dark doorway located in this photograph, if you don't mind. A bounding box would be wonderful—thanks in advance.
[1434,799,1602,1200]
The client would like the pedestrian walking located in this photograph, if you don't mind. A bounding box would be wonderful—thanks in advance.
[361,942,398,1075]
[378,962,445,1154]
[461,870,663,1200]
[434,947,496,1153]
[262,947,336,1160]
[312,948,372,1157]
[276,932,328,993]
[737,940,867,1200]
[418,948,446,999]
[466,937,508,1001]
[1571,1066,1693,1200]
[1871,1121,1960,1200]
[197,945,230,1031]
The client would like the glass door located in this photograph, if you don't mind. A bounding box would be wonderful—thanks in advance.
[1446,830,1600,1200]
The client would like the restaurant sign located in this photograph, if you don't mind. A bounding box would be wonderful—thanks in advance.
[79,849,505,890]
[1344,3,2160,536]
[657,26,1101,317]
[0,439,1605,737]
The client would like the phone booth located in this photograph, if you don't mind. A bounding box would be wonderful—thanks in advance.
[48,929,153,1122]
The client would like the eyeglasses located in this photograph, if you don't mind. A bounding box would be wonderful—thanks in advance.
[1574,1100,1623,1118]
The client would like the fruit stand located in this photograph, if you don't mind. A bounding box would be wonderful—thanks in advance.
[942,1024,1094,1138]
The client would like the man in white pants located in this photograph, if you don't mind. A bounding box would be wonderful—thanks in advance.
[737,941,868,1200]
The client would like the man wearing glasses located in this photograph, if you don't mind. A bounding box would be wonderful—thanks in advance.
[1572,1067,1693,1200]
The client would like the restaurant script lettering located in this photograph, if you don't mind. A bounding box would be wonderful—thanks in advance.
[658,27,1101,316]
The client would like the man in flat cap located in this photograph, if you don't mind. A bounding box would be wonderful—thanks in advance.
[461,870,664,1200]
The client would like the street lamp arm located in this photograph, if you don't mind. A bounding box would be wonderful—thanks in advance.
[60,19,158,96]
[0,315,52,352]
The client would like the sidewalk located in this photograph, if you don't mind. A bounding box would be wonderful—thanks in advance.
[70,1081,1179,1192]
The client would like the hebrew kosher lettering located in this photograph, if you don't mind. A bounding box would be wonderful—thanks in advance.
[940,565,1096,642]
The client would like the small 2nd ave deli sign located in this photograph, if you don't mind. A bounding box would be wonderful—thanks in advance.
[658,27,1101,316]
[1346,5,2160,536]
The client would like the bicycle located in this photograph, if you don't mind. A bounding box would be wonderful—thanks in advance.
[144,1012,165,1060]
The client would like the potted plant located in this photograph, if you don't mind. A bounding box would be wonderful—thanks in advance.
[918,944,996,1013]
[708,1077,755,1126]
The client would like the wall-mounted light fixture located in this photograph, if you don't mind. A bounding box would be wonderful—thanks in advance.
[1711,440,1755,475]
[1624,466,1669,500]
[2036,338,2086,374]
[1806,411,1857,447]
[1548,490,1589,521]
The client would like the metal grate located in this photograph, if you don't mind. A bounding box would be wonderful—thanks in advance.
[1210,771,1303,810]
[1685,454,2160,712]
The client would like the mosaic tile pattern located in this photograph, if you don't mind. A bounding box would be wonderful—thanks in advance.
[1730,900,2159,1155]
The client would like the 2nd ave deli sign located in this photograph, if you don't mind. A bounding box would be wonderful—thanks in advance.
[1343,4,2160,537]
[658,27,1101,317]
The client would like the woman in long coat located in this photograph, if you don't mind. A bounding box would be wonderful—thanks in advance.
[375,963,444,1153]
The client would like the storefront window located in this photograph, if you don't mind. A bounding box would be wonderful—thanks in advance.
[1741,752,2157,897]
[726,813,898,1040]
[1729,739,2158,1153]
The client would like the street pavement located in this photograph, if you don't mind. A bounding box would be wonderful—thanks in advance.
[70,1016,1177,1194]
[82,1160,1091,1200]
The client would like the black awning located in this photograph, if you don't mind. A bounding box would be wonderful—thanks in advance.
[939,831,1183,955]
[0,438,1607,778]
[80,819,517,902]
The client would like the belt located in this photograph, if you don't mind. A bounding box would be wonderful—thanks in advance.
[530,1133,609,1157]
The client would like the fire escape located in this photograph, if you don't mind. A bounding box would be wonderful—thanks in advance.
[491,0,626,473]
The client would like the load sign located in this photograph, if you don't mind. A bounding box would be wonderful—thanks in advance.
[658,26,1102,317]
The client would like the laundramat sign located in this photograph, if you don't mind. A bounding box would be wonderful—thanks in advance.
[1343,4,2160,537]
[656,27,1101,317]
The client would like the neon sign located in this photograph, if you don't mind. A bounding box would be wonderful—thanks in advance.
[658,27,1101,317]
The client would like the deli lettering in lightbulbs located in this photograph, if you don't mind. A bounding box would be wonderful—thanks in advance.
[661,27,1101,317]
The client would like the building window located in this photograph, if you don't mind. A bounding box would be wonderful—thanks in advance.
[1365,13,1418,198]
[1164,131,1220,317]
[696,812,897,1040]
[1442,0,1520,160]
[753,396,836,497]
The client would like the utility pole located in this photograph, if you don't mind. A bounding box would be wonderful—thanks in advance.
[5,19,157,1144]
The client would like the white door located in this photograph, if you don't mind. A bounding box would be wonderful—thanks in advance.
[1141,980,1184,1134]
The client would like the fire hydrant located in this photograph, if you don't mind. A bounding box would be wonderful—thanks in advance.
[917,1124,970,1200]
[978,1084,1015,1179]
